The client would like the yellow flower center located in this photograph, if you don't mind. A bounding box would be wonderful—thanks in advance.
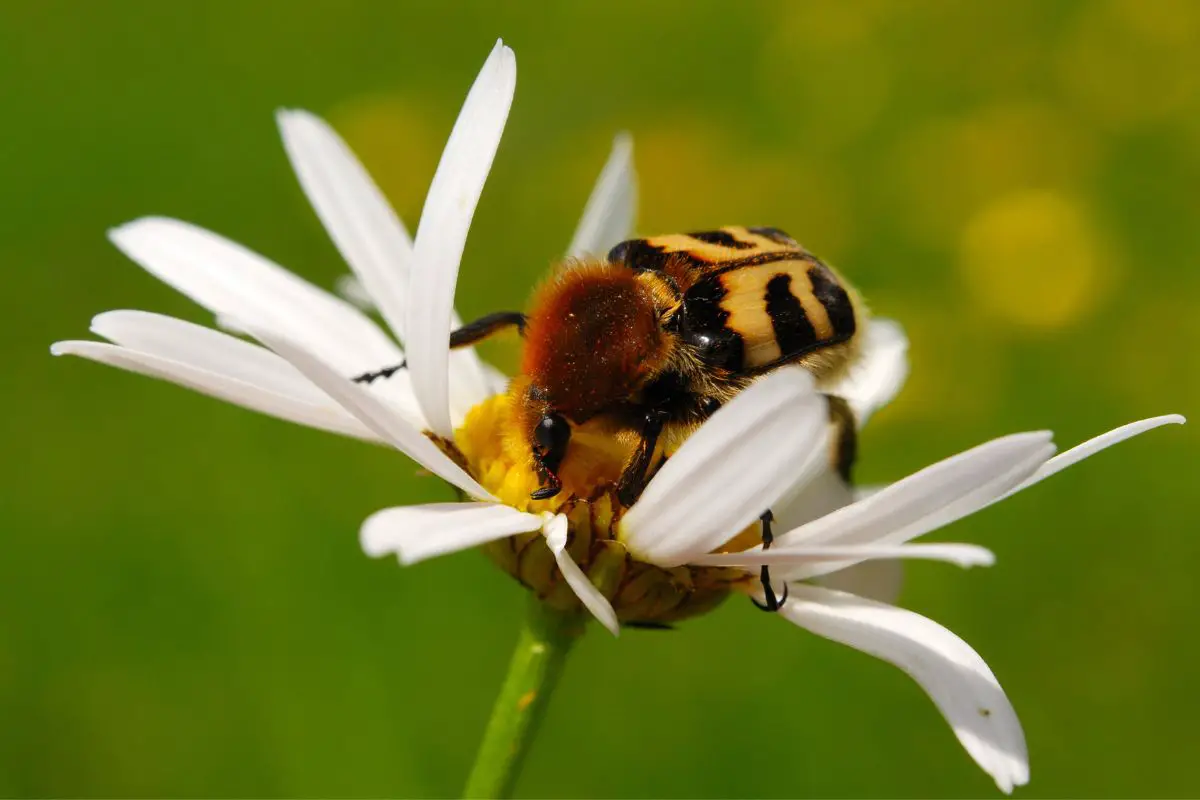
[449,394,755,625]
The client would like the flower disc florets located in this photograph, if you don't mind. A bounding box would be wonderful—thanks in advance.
[449,394,752,624]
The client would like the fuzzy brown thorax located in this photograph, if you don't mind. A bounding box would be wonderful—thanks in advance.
[517,261,674,423]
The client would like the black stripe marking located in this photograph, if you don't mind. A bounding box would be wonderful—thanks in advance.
[682,274,726,315]
[826,395,858,481]
[706,249,806,276]
[686,229,754,249]
[765,273,819,356]
[806,265,856,336]
[607,239,670,273]
[748,226,798,246]
[681,276,745,371]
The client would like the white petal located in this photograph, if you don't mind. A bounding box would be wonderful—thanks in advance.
[796,416,1190,579]
[566,132,637,258]
[277,108,417,340]
[252,328,496,501]
[51,340,378,441]
[91,310,329,403]
[407,40,516,439]
[852,483,887,502]
[822,318,909,428]
[781,585,1028,793]
[773,432,1056,581]
[777,434,1051,561]
[109,217,404,376]
[770,467,901,601]
[773,467,855,532]
[692,542,994,569]
[1004,414,1186,497]
[543,514,620,636]
[361,502,542,565]
[335,274,375,311]
[620,368,827,567]
[817,560,905,605]
[209,305,425,428]
[91,309,429,431]
[276,109,494,417]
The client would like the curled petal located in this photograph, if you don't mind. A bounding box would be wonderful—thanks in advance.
[781,585,1028,793]
[543,514,619,636]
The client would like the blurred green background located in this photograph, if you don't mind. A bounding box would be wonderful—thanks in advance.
[3,0,1197,796]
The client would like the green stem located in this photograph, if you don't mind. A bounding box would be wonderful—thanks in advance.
[462,598,584,799]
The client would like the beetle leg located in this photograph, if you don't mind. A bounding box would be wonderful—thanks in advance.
[352,311,526,384]
[617,411,668,507]
[750,509,788,612]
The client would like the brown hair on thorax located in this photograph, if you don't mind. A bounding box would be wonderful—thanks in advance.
[518,260,673,421]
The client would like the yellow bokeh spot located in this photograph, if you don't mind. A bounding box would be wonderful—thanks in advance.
[959,191,1110,330]
[887,103,1097,248]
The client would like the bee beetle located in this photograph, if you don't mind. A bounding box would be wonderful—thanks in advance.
[509,226,861,499]
[356,226,865,610]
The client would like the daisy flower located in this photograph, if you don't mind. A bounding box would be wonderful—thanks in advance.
[51,40,1184,794]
